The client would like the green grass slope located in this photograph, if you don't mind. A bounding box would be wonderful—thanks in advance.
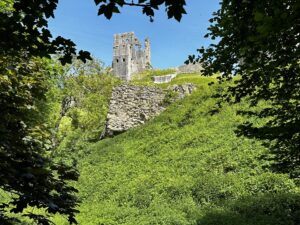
[55,74,300,225]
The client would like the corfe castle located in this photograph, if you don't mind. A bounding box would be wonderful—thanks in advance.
[112,32,202,81]
[112,32,151,81]
[103,32,197,137]
[63,32,198,137]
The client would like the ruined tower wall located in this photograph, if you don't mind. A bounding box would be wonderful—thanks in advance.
[102,83,196,137]
[112,32,151,81]
[112,33,132,80]
[145,38,151,67]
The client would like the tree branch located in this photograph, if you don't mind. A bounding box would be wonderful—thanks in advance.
[123,1,150,7]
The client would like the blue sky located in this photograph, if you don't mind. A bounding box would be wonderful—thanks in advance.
[48,0,220,69]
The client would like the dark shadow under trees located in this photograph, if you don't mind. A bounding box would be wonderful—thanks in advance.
[197,193,300,225]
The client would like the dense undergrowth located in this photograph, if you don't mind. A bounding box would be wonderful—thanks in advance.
[53,73,120,159]
[52,74,300,225]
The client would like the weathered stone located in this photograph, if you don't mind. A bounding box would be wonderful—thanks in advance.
[169,83,196,99]
[112,32,151,81]
[60,96,77,116]
[103,84,165,136]
[102,83,196,138]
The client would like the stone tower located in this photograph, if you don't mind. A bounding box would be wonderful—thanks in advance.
[145,37,151,68]
[112,32,151,81]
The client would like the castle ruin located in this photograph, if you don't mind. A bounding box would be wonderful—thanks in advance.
[112,32,151,81]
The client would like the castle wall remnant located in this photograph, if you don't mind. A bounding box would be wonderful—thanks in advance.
[60,96,77,116]
[102,83,196,137]
[153,74,177,84]
[104,85,165,136]
[112,32,151,81]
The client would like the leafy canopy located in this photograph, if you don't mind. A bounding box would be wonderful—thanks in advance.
[55,74,300,225]
[0,56,79,225]
[0,0,186,64]
[0,1,186,224]
[94,0,187,22]
[193,0,300,178]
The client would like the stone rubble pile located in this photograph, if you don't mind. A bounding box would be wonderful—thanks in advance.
[169,83,197,99]
[60,96,77,116]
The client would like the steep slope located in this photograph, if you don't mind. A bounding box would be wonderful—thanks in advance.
[54,75,299,225]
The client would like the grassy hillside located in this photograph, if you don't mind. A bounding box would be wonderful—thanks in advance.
[54,74,299,225]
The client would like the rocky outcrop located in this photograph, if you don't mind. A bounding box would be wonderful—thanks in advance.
[102,83,196,137]
[103,85,165,137]
[169,83,196,99]
[60,96,77,116]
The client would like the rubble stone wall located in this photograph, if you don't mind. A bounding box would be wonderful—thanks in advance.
[105,85,165,136]
[103,83,196,137]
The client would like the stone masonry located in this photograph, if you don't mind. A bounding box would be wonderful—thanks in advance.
[102,83,196,137]
[60,96,77,116]
[112,32,151,81]
[104,85,165,136]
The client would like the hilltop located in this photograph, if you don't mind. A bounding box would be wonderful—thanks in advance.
[52,73,300,225]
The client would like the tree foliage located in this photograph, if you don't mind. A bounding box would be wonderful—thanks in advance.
[54,74,300,225]
[2,0,299,224]
[55,58,120,147]
[194,0,300,178]
[0,56,79,224]
[0,0,14,13]
[0,1,187,224]
[62,56,106,77]
[0,0,186,64]
[0,0,91,64]
[94,0,187,22]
